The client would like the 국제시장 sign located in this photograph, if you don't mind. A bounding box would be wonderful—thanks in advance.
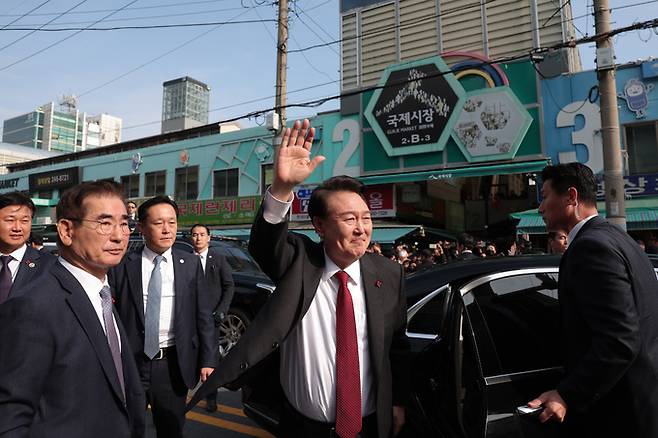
[177,196,262,226]
[364,56,466,157]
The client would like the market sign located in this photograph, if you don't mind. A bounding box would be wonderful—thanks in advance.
[597,173,658,199]
[291,184,396,221]
[177,196,261,226]
[451,87,532,163]
[364,56,466,156]
[29,167,79,191]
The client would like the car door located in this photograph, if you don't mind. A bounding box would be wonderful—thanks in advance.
[457,268,565,438]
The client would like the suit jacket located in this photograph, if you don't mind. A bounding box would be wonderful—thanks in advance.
[190,208,409,438]
[109,247,216,389]
[556,216,658,437]
[4,245,56,301]
[204,247,235,319]
[0,262,145,438]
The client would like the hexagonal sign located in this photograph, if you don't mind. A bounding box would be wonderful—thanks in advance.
[364,56,466,156]
[451,86,532,163]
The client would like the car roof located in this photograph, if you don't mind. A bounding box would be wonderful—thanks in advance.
[405,255,562,304]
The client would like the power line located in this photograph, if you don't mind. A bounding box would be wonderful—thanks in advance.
[291,3,338,55]
[0,0,138,72]
[0,0,88,54]
[0,0,234,17]
[78,6,257,98]
[294,1,336,42]
[0,5,263,28]
[1,19,278,31]
[0,0,52,30]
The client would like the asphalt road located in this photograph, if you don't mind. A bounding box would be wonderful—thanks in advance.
[145,389,273,438]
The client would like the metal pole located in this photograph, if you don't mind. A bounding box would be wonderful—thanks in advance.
[593,0,626,229]
[274,0,289,135]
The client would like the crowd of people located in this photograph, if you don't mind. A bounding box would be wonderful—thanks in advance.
[0,118,656,438]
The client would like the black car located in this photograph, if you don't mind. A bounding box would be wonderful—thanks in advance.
[128,235,275,357]
[244,255,658,437]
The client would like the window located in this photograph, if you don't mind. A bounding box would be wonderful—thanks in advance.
[261,164,273,194]
[175,166,199,201]
[625,122,658,174]
[121,174,140,198]
[407,287,448,336]
[145,171,166,197]
[213,168,239,198]
[465,272,561,376]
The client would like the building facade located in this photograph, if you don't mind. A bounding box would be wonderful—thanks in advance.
[161,76,211,134]
[86,114,123,148]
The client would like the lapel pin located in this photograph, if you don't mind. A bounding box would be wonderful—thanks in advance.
[375,280,382,288]
[26,260,35,268]
[180,259,185,263]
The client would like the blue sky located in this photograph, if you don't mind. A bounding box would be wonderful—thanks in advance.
[0,0,655,141]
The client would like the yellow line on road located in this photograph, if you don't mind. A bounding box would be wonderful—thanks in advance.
[186,411,274,437]
[197,400,247,417]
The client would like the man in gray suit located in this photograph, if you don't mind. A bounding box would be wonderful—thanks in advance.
[0,181,145,437]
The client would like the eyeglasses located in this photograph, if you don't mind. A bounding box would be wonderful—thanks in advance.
[71,218,132,235]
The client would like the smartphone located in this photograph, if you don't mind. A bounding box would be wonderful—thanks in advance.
[516,405,543,416]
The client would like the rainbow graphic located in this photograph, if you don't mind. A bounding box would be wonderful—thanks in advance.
[443,51,509,88]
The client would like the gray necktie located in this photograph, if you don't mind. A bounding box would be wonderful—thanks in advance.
[0,255,12,304]
[99,285,125,397]
[144,255,164,359]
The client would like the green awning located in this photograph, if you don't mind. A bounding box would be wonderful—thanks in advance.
[210,228,251,239]
[512,205,658,234]
[359,159,549,185]
[291,226,418,243]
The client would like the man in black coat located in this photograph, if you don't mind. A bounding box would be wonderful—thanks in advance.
[528,163,658,438]
[0,192,55,304]
[191,223,235,412]
[190,119,409,438]
[110,196,215,438]
[0,181,145,438]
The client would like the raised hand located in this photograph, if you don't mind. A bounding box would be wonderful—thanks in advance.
[270,119,325,201]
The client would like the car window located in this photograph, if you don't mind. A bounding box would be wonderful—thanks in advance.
[407,287,447,336]
[466,272,561,376]
[211,242,262,273]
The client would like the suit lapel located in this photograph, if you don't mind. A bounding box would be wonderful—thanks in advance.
[172,249,186,326]
[300,242,325,322]
[11,246,41,294]
[53,262,126,406]
[360,255,385,381]
[126,251,144,324]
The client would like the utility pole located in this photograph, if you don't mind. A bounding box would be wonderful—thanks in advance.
[593,0,626,229]
[274,0,289,141]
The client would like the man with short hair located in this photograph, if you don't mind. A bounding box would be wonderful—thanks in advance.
[0,191,55,304]
[190,119,409,438]
[127,201,138,232]
[457,233,478,260]
[547,230,568,255]
[528,163,658,438]
[0,181,146,437]
[190,223,235,412]
[110,196,215,438]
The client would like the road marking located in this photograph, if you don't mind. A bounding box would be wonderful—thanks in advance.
[197,400,247,417]
[186,411,274,437]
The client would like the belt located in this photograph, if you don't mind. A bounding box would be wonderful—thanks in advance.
[151,346,176,361]
[282,398,377,438]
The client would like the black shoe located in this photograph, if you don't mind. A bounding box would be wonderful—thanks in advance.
[205,398,217,413]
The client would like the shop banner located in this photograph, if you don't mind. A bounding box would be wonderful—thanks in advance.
[597,173,658,199]
[291,184,396,221]
[177,196,261,226]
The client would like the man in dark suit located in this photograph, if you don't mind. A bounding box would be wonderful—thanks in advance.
[528,163,658,438]
[110,196,215,438]
[0,181,145,437]
[0,192,55,304]
[190,223,235,412]
[190,119,409,438]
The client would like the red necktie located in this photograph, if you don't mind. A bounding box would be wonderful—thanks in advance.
[334,271,361,438]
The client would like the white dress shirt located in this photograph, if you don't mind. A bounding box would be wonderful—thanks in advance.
[1,243,27,282]
[196,248,209,272]
[141,246,176,348]
[567,214,598,247]
[263,189,376,422]
[58,257,120,349]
